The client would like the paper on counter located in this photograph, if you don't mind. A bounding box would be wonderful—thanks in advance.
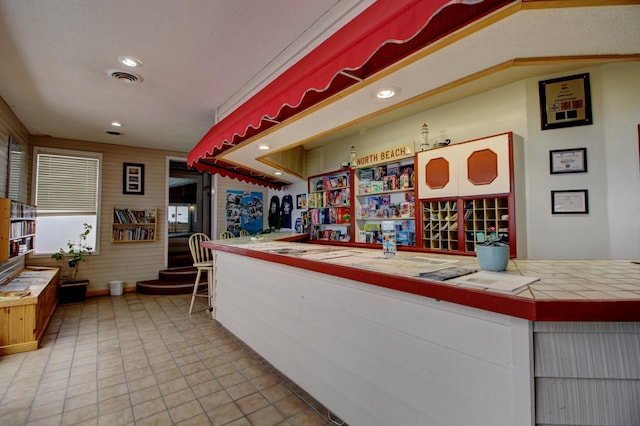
[448,271,539,292]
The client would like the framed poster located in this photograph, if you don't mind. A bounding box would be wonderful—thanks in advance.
[551,189,589,214]
[123,163,145,195]
[296,193,307,209]
[539,73,592,130]
[550,148,587,174]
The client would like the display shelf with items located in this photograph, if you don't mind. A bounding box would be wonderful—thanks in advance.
[307,170,352,243]
[354,158,416,247]
[463,197,510,251]
[111,208,157,242]
[0,198,37,262]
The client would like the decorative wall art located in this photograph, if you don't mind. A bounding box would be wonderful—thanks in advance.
[123,163,145,195]
[539,73,592,130]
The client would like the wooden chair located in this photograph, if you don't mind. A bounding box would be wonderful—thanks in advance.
[188,233,215,318]
[219,231,235,239]
[238,229,251,237]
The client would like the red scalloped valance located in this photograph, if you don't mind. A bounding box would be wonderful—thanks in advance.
[188,0,512,186]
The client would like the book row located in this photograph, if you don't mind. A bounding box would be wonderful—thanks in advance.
[112,227,156,241]
[113,208,156,224]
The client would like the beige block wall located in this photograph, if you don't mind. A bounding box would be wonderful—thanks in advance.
[26,135,187,294]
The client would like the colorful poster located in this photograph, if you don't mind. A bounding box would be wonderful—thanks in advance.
[226,190,263,235]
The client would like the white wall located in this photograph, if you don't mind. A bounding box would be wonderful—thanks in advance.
[306,63,640,259]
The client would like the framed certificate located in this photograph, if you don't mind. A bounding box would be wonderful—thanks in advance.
[551,189,589,214]
[539,73,592,130]
[550,148,587,174]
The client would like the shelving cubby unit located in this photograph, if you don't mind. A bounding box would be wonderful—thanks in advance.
[353,157,416,247]
[307,169,353,243]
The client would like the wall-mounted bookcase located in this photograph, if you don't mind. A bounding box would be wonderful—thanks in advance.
[0,198,37,262]
[353,157,416,247]
[112,208,157,242]
[307,169,352,242]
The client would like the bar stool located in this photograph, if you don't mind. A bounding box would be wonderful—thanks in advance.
[188,233,215,318]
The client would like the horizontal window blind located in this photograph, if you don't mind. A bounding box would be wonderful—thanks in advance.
[36,153,99,215]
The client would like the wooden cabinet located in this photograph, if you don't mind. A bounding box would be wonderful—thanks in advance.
[417,133,516,256]
[111,208,157,242]
[0,198,36,262]
[307,169,352,242]
[0,268,59,355]
[353,157,416,247]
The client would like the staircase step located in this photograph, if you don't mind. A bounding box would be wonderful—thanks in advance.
[158,266,202,283]
[136,279,206,295]
[137,267,208,295]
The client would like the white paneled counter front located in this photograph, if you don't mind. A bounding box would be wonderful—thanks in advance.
[202,235,640,426]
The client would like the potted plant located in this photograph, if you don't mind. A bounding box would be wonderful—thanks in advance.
[52,223,93,303]
[475,227,509,272]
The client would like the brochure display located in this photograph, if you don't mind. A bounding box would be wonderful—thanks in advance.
[307,169,352,242]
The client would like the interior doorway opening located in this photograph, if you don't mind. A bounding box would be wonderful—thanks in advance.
[168,160,211,268]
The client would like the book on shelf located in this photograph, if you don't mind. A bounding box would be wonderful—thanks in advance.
[370,181,383,193]
[359,168,374,180]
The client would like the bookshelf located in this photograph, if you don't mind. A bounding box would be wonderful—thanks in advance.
[307,169,352,242]
[111,208,157,242]
[0,198,37,262]
[353,157,416,247]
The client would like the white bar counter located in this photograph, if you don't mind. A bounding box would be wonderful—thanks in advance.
[202,234,640,426]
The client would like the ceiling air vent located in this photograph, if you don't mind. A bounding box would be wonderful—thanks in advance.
[109,70,143,84]
[104,130,123,136]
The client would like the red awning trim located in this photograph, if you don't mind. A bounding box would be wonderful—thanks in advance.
[188,0,513,170]
[194,160,285,190]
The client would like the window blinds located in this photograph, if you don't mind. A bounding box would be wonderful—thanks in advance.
[35,153,99,215]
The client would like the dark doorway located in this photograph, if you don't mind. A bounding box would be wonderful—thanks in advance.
[168,160,211,268]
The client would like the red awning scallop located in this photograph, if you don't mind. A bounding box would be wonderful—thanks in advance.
[188,0,513,184]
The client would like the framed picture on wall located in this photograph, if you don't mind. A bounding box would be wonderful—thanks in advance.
[296,193,307,209]
[551,189,589,214]
[550,148,587,174]
[539,73,592,130]
[123,163,145,195]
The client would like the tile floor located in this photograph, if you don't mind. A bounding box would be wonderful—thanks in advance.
[0,293,347,426]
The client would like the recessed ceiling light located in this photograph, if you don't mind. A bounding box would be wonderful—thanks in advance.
[274,171,282,175]
[258,145,270,150]
[111,121,123,127]
[117,55,143,68]
[375,86,400,99]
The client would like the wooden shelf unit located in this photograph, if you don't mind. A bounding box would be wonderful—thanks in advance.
[353,157,416,247]
[307,169,353,243]
[417,132,516,256]
[0,198,36,262]
[421,195,513,255]
[111,208,157,242]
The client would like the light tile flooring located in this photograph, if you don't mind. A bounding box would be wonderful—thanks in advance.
[0,293,346,426]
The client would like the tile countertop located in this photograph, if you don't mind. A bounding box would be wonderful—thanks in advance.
[204,233,640,321]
